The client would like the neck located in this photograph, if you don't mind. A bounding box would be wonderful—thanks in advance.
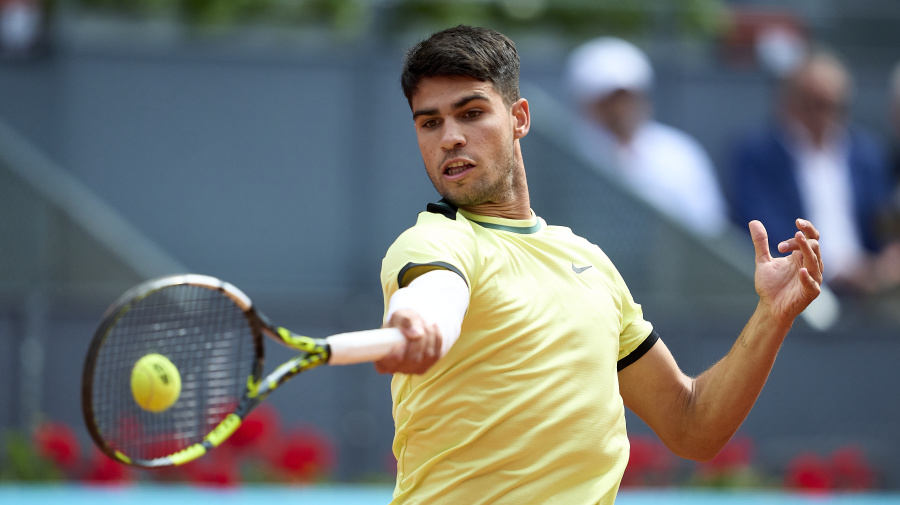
[460,197,531,220]
[785,116,841,151]
[611,127,636,146]
[461,158,531,220]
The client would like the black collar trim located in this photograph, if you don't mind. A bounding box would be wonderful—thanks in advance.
[425,199,458,220]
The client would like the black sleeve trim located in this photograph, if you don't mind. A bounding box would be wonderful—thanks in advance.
[617,329,660,372]
[397,261,468,288]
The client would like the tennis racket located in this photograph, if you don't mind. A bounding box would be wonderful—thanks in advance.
[81,273,404,468]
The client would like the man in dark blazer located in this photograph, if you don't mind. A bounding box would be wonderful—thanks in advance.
[731,51,899,294]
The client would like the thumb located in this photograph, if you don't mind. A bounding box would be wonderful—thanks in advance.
[749,220,772,265]
[398,314,425,340]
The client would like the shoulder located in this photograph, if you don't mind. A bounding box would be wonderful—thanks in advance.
[543,224,617,267]
[641,121,704,151]
[846,126,887,160]
[382,200,481,289]
[643,121,695,142]
[732,124,792,169]
[543,223,592,245]
[391,202,477,248]
[639,121,713,165]
[733,124,784,152]
[844,127,891,193]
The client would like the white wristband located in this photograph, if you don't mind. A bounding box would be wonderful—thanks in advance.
[386,269,469,356]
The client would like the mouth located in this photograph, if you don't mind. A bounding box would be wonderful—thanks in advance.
[443,159,475,180]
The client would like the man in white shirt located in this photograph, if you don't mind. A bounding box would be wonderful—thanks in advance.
[565,37,728,238]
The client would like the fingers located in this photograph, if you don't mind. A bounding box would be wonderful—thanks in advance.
[794,231,824,285]
[775,219,824,279]
[374,309,443,375]
[797,218,820,241]
[777,219,819,252]
[748,220,772,265]
[800,219,825,278]
[799,267,822,299]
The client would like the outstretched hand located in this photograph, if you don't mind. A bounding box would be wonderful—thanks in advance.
[750,219,823,325]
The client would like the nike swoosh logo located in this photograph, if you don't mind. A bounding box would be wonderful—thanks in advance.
[572,263,592,274]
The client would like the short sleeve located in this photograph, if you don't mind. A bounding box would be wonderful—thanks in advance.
[614,273,655,367]
[380,212,478,321]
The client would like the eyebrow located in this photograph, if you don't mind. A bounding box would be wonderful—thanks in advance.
[412,93,490,121]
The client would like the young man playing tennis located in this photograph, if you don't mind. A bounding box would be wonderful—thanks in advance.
[376,26,823,504]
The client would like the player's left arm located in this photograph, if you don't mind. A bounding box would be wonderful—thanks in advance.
[618,219,822,461]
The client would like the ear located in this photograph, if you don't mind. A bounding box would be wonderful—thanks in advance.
[511,98,530,140]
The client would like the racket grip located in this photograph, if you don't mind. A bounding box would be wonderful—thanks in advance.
[326,328,406,365]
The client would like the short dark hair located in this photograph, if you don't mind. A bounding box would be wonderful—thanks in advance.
[400,25,520,107]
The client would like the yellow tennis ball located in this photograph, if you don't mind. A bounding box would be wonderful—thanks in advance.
[131,353,181,413]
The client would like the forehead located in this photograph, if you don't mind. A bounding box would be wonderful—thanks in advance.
[410,76,503,112]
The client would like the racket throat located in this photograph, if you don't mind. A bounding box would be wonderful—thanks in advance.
[167,413,243,466]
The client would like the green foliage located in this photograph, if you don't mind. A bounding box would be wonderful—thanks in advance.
[688,466,772,489]
[75,0,728,40]
[0,431,63,482]
[677,0,729,39]
[78,0,328,27]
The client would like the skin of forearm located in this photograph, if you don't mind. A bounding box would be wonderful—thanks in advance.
[676,302,793,461]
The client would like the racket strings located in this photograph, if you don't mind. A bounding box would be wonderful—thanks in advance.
[89,284,257,462]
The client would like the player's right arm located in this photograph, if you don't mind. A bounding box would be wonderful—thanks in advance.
[375,269,470,374]
[377,210,477,375]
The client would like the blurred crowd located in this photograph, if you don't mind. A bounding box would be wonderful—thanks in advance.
[565,30,900,300]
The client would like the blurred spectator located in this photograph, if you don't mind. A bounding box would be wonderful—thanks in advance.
[878,62,900,260]
[0,0,40,58]
[731,50,900,295]
[890,63,900,181]
[565,37,728,237]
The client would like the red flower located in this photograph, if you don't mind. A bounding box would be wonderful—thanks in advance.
[33,421,80,469]
[224,403,281,452]
[831,445,876,491]
[786,452,834,491]
[383,450,398,476]
[271,427,335,483]
[83,449,134,484]
[116,416,144,439]
[184,453,241,487]
[786,446,877,492]
[622,435,674,487]
[699,436,754,475]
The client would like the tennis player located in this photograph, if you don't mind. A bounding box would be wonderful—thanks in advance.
[376,26,823,505]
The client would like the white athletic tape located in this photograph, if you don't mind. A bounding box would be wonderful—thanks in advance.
[327,328,406,365]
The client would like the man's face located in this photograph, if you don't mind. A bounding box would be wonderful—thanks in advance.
[410,76,524,208]
[789,63,848,143]
[589,88,648,144]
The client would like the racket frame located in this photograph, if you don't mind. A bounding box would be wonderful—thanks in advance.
[81,274,332,468]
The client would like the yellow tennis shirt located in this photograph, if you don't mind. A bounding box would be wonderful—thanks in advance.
[380,202,656,505]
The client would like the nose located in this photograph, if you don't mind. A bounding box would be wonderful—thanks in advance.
[440,120,466,151]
